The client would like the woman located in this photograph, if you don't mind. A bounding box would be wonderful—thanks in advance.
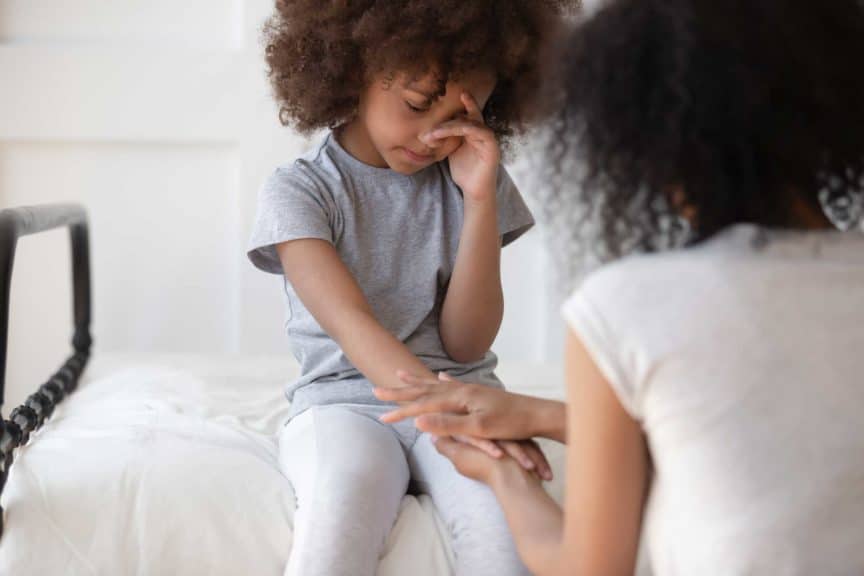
[376,0,864,574]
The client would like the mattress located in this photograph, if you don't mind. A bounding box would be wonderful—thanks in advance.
[0,354,566,575]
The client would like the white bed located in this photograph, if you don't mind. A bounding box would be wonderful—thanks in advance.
[0,354,566,575]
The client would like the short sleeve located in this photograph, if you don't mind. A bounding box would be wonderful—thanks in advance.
[247,167,336,275]
[561,284,642,420]
[496,166,535,247]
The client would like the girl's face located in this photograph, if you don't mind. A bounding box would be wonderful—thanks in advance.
[352,69,497,174]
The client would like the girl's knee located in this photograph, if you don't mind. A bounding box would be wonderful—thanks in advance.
[283,406,409,506]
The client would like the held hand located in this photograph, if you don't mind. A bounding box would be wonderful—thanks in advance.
[420,92,500,204]
[497,438,553,481]
[448,436,550,481]
[375,371,536,440]
[432,435,545,487]
[375,371,553,480]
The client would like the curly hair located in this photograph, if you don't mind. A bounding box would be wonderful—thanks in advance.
[263,0,575,147]
[538,0,864,275]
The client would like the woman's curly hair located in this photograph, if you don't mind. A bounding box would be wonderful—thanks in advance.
[539,0,864,276]
[264,0,574,147]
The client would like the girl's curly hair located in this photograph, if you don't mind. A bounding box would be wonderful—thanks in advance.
[539,0,864,277]
[263,0,574,147]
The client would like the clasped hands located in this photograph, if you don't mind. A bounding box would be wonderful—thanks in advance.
[374,371,553,487]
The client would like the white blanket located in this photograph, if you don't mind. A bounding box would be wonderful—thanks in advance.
[0,355,565,576]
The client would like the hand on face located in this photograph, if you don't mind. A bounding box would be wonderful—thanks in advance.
[420,92,501,204]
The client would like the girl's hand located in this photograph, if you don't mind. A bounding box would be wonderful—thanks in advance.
[447,437,550,481]
[433,435,543,487]
[377,371,554,480]
[444,436,550,481]
[377,371,547,442]
[497,439,553,481]
[420,92,500,204]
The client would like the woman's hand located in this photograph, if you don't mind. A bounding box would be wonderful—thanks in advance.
[420,92,500,204]
[375,371,567,443]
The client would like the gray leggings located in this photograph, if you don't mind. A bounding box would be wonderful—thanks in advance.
[278,404,530,576]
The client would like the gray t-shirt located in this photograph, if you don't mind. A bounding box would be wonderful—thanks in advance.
[248,132,535,417]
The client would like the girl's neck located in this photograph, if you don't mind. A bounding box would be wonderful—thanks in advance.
[335,121,389,168]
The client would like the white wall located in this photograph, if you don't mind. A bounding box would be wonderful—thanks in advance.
[0,1,563,413]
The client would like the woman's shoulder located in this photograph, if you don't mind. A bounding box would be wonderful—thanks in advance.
[578,225,775,296]
[577,248,706,299]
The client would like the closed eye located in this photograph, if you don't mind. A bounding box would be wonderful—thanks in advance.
[405,101,429,113]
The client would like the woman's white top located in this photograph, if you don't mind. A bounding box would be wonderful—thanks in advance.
[562,224,864,576]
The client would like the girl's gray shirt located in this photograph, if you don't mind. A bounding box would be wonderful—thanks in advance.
[248,132,535,418]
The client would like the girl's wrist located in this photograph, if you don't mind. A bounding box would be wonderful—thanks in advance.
[462,192,498,219]
[462,177,498,210]
[490,456,538,494]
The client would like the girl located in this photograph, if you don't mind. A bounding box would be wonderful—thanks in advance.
[380,0,864,574]
[247,2,571,575]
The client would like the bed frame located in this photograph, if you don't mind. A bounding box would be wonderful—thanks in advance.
[0,204,93,537]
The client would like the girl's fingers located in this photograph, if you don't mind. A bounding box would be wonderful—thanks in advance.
[397,371,459,388]
[415,412,481,437]
[378,396,464,423]
[420,120,491,148]
[453,434,503,459]
[429,121,490,142]
[500,441,536,471]
[460,91,484,122]
[373,384,431,402]
[521,441,554,482]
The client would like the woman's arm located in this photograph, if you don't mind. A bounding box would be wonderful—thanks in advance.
[558,328,649,575]
[433,438,564,575]
[419,328,650,576]
[376,373,568,443]
[276,238,436,388]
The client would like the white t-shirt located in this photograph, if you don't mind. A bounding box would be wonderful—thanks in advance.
[562,224,864,576]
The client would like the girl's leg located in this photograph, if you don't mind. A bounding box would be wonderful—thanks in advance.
[278,406,409,576]
[408,433,531,576]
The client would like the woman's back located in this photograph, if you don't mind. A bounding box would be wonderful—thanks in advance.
[564,224,864,575]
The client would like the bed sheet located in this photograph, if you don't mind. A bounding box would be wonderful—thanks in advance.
[0,354,565,576]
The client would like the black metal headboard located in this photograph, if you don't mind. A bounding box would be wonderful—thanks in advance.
[0,204,93,536]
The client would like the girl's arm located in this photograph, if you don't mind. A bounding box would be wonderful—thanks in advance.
[432,92,505,363]
[276,238,437,388]
[278,238,512,459]
[439,194,504,363]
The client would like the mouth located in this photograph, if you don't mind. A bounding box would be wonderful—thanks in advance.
[401,147,435,164]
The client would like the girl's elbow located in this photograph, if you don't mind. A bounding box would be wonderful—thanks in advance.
[442,336,488,364]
